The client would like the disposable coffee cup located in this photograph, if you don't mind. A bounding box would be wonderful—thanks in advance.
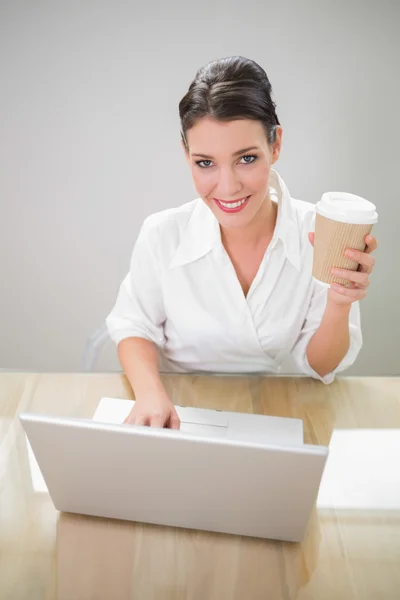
[312,192,378,285]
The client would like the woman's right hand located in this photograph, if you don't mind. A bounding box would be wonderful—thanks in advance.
[123,393,180,429]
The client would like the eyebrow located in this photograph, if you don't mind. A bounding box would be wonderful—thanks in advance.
[191,146,260,159]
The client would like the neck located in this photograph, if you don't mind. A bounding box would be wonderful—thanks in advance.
[220,196,278,248]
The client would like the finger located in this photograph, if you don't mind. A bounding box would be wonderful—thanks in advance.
[124,411,138,425]
[364,234,378,253]
[308,232,315,247]
[331,283,367,299]
[331,268,369,287]
[129,414,148,426]
[168,411,181,430]
[345,248,376,270]
[149,413,168,428]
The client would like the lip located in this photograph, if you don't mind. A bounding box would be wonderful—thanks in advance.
[213,196,250,214]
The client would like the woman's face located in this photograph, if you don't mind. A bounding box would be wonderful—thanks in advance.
[183,117,282,230]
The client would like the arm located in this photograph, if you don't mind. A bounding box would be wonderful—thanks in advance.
[290,280,361,384]
[118,337,179,428]
[306,232,378,379]
[118,337,166,400]
[106,218,180,428]
[291,233,378,384]
[306,301,351,378]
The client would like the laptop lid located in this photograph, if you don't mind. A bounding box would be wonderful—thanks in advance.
[20,411,328,542]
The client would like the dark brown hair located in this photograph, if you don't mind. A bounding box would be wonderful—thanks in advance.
[179,56,281,151]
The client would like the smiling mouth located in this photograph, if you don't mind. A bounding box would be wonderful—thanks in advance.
[213,196,250,213]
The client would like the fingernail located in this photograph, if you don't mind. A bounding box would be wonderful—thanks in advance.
[346,250,356,258]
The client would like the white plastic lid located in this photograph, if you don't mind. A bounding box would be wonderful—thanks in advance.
[316,192,378,225]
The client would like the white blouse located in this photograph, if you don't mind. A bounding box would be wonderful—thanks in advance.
[106,169,362,383]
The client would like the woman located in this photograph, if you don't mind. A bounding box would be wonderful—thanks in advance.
[106,56,378,429]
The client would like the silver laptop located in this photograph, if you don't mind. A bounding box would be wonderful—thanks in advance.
[19,398,328,543]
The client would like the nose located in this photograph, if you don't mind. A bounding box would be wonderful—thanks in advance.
[214,166,242,198]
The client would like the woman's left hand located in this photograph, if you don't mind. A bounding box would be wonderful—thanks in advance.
[308,233,378,306]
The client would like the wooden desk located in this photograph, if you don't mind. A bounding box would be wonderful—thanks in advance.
[0,373,399,599]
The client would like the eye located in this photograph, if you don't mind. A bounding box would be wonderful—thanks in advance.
[240,154,258,164]
[195,159,213,169]
[194,154,258,169]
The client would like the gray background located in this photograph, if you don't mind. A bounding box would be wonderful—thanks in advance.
[1,0,399,374]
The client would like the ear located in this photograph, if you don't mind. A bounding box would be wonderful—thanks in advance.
[271,126,283,165]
